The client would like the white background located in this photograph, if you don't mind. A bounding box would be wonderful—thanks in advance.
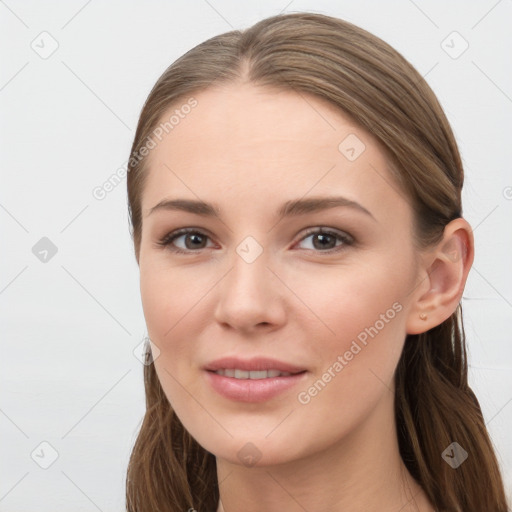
[1,1,511,510]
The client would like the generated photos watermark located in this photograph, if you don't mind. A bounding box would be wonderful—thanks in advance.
[92,97,198,201]
[297,301,403,405]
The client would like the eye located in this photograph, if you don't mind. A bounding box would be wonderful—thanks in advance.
[157,228,215,254]
[295,227,354,253]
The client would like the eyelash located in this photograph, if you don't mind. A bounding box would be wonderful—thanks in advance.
[156,227,355,255]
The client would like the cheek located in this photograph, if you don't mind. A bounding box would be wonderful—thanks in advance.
[139,258,208,339]
[292,258,409,399]
[139,264,201,408]
[139,260,215,382]
[292,257,408,340]
[140,266,169,341]
[290,280,407,448]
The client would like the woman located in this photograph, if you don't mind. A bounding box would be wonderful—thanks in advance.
[124,12,509,512]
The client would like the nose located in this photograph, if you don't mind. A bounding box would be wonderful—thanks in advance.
[213,247,287,333]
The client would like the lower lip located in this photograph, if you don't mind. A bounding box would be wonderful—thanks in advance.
[205,370,307,403]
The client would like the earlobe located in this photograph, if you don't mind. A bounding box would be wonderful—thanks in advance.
[405,218,474,335]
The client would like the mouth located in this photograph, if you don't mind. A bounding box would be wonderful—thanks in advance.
[211,368,300,379]
[203,357,308,402]
[204,356,306,374]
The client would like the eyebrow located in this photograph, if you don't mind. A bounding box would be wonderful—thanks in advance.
[147,196,376,221]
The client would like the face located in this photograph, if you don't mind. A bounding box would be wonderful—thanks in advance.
[138,83,422,467]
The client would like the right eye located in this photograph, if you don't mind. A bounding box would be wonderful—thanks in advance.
[157,228,215,254]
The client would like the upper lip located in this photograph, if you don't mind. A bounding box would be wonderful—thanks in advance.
[204,357,306,374]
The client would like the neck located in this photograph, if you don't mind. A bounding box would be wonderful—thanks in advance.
[215,391,435,512]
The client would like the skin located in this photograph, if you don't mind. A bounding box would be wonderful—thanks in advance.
[137,83,474,512]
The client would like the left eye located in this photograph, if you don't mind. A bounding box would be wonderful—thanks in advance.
[157,227,353,254]
[295,228,353,252]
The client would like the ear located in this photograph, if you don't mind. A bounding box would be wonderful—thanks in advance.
[406,218,474,335]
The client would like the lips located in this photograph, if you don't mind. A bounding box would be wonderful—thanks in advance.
[214,369,292,379]
[203,356,306,374]
[203,357,308,402]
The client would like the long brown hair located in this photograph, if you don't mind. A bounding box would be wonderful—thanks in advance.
[125,12,509,512]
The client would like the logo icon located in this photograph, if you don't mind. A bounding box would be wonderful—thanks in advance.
[32,237,58,263]
[338,134,366,161]
[236,236,263,264]
[442,442,468,468]
[441,32,469,60]
[31,441,59,469]
[237,442,262,467]
[133,336,161,365]
[30,31,59,59]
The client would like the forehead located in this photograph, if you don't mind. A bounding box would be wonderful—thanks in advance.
[140,83,411,225]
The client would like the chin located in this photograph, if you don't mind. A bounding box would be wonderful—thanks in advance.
[196,431,309,470]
